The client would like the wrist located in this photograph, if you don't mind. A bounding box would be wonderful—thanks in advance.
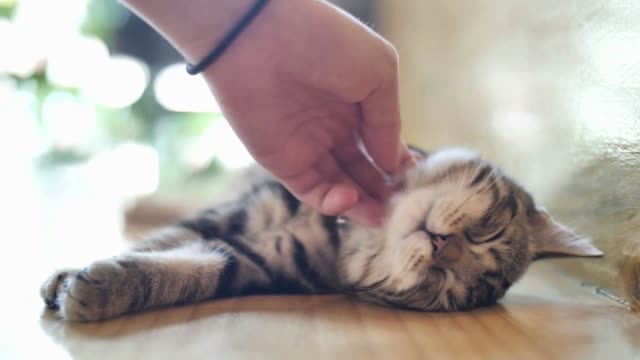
[199,0,341,80]
[120,0,256,63]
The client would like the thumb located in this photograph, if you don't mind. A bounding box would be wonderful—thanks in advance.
[359,74,414,175]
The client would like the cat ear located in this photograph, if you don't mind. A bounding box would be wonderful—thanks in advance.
[529,208,604,259]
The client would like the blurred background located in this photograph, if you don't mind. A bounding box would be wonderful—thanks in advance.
[0,0,638,327]
[0,0,256,200]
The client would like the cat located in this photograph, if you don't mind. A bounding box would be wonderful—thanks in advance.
[41,148,603,321]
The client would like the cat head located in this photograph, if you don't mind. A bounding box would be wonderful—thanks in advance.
[341,148,602,311]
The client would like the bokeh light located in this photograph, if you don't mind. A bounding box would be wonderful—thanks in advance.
[154,63,221,113]
[42,91,98,150]
[86,142,160,198]
[182,120,255,170]
[0,18,43,77]
[0,76,42,164]
[81,55,149,109]
[46,34,109,89]
[0,0,253,210]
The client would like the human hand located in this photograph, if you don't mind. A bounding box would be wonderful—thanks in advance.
[202,0,414,226]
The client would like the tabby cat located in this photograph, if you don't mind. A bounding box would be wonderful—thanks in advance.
[41,148,603,321]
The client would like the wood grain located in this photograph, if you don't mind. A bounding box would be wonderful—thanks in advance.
[21,264,637,360]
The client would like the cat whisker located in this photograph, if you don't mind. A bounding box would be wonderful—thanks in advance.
[344,250,426,295]
[425,267,447,309]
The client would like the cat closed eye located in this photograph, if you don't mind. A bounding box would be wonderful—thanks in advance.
[466,227,507,244]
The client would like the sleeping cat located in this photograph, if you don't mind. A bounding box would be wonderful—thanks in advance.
[41,148,603,321]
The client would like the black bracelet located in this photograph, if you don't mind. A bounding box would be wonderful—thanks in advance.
[185,0,269,75]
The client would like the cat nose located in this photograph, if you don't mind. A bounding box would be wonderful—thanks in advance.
[435,237,464,263]
[433,236,448,253]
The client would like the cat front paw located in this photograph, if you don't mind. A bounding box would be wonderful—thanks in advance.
[40,269,78,309]
[41,259,139,321]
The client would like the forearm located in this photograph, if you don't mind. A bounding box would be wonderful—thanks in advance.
[120,0,256,63]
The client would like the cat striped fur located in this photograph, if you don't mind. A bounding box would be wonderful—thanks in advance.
[41,148,603,321]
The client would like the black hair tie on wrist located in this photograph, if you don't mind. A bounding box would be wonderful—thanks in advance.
[185,0,269,75]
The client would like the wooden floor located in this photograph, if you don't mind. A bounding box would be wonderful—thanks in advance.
[3,171,635,360]
[2,166,639,360]
[4,263,636,360]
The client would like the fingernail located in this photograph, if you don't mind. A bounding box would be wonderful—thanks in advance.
[397,144,417,172]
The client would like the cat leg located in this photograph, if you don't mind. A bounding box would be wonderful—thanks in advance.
[40,241,246,321]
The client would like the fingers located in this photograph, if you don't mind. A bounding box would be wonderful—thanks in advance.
[318,184,359,215]
[277,153,385,226]
[359,59,415,175]
[342,196,385,227]
[316,183,385,226]
[332,136,390,201]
